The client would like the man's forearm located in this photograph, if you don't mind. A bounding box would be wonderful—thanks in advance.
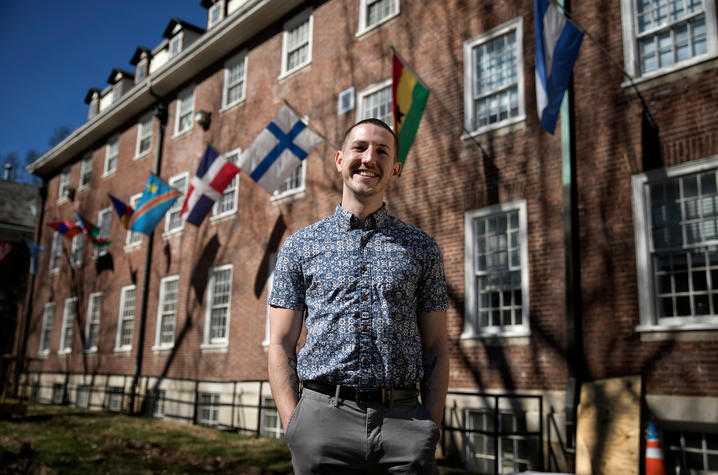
[420,344,449,426]
[268,342,300,430]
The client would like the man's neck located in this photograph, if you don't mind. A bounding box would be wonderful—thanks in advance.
[340,194,383,224]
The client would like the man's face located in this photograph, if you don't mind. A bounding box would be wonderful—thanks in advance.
[335,123,401,202]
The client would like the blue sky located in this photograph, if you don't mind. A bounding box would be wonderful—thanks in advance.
[0,1,207,177]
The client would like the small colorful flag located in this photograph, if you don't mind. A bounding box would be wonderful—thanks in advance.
[109,194,134,229]
[392,51,430,168]
[0,241,11,262]
[181,145,240,226]
[238,104,323,194]
[48,220,83,239]
[75,212,111,247]
[23,237,45,275]
[129,174,182,235]
[534,0,583,133]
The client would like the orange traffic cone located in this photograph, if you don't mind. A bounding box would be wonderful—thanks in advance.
[646,419,668,475]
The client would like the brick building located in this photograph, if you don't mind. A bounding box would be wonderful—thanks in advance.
[16,0,718,472]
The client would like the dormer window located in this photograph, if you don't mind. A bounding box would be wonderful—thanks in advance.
[135,59,147,83]
[112,83,122,103]
[208,2,223,29]
[88,92,99,120]
[170,34,183,57]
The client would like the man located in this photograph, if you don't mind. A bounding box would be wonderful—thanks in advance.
[268,118,449,474]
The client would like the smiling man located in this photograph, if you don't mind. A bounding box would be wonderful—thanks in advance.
[268,118,449,474]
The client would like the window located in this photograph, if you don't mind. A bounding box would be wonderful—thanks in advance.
[135,115,153,157]
[125,193,143,248]
[116,285,136,351]
[260,396,283,439]
[463,18,525,135]
[632,160,718,330]
[208,1,223,29]
[272,161,306,200]
[156,276,179,349]
[263,253,278,347]
[338,87,355,115]
[58,167,71,201]
[170,34,183,58]
[357,79,393,126]
[108,387,124,412]
[85,292,102,352]
[112,83,122,103]
[620,0,718,79]
[94,208,112,257]
[165,173,188,233]
[358,0,399,35]
[213,149,240,218]
[49,232,62,273]
[60,297,77,354]
[52,383,65,405]
[223,52,247,109]
[197,392,220,426]
[152,389,166,417]
[203,265,232,347]
[70,233,84,268]
[104,136,118,175]
[464,409,534,473]
[79,154,92,189]
[663,427,718,473]
[76,385,91,409]
[135,59,148,83]
[464,200,529,338]
[39,303,55,354]
[281,9,313,77]
[174,87,194,136]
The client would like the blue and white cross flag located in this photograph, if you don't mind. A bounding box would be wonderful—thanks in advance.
[238,104,323,194]
[534,0,583,134]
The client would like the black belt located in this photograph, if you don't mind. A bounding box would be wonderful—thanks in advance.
[303,381,418,405]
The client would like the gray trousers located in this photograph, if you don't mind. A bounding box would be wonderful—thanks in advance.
[284,387,440,474]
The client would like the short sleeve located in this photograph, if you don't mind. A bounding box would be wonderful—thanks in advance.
[416,239,449,314]
[268,234,306,310]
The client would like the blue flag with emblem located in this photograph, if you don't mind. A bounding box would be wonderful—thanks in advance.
[129,174,182,235]
[238,103,323,194]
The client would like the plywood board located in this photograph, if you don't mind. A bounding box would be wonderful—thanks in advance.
[575,375,641,475]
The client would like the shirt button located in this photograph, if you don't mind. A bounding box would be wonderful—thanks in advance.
[361,294,368,301]
[362,324,368,332]
[361,357,368,364]
[361,265,367,272]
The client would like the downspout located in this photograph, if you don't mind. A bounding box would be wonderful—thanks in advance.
[130,86,168,413]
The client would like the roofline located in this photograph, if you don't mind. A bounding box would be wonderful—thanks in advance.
[28,0,304,178]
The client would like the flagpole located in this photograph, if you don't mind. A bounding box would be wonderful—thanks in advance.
[390,47,491,159]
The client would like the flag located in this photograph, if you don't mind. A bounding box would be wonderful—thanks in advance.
[237,104,323,194]
[47,220,83,239]
[75,212,111,247]
[129,173,182,235]
[0,241,11,262]
[23,237,45,275]
[392,52,430,168]
[109,194,134,229]
[181,145,240,226]
[534,0,583,134]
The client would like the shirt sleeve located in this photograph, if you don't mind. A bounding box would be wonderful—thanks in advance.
[417,238,449,314]
[268,233,306,311]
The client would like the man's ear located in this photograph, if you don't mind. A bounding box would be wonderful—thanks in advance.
[390,160,402,180]
[335,150,343,172]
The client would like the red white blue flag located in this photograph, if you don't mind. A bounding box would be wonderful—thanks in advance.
[180,145,240,226]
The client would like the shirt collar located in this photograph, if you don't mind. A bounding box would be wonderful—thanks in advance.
[334,203,388,230]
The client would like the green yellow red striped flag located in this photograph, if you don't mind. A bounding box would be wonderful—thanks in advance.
[392,52,429,168]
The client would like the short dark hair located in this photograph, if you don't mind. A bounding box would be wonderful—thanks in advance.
[341,118,399,162]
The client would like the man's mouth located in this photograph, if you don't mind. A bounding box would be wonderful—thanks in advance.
[355,170,378,178]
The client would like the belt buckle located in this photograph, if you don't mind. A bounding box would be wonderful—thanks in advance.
[356,388,383,404]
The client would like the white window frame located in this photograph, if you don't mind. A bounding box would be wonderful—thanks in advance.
[58,167,71,202]
[112,82,123,103]
[59,297,77,355]
[211,148,241,219]
[94,207,112,258]
[108,387,124,411]
[39,302,55,355]
[263,253,278,347]
[280,8,313,78]
[173,86,195,137]
[208,1,224,29]
[76,385,91,408]
[115,284,136,352]
[49,232,63,274]
[135,114,153,158]
[154,275,179,350]
[85,292,102,352]
[222,51,248,110]
[632,155,718,332]
[338,87,356,115]
[197,392,220,426]
[170,33,183,58]
[357,0,400,37]
[202,265,233,348]
[79,153,92,190]
[463,17,525,137]
[104,135,119,176]
[271,160,306,201]
[464,408,532,473]
[620,0,718,82]
[463,200,530,338]
[260,396,283,439]
[357,78,393,127]
[125,193,143,249]
[164,172,188,235]
[135,58,148,84]
[70,233,84,268]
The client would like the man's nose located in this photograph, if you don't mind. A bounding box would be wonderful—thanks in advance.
[362,146,378,164]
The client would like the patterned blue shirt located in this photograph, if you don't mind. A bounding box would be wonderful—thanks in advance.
[269,204,448,388]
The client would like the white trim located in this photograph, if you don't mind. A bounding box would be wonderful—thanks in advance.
[356,78,392,126]
[115,284,136,352]
[462,17,525,138]
[357,0,400,37]
[103,135,119,177]
[173,86,195,137]
[57,167,71,202]
[135,58,148,84]
[270,160,306,202]
[84,292,102,353]
[48,232,62,274]
[208,1,224,29]
[93,207,112,258]
[221,51,248,110]
[201,264,233,349]
[164,172,189,235]
[262,253,278,347]
[211,148,241,220]
[70,232,84,268]
[134,113,153,159]
[154,275,180,350]
[78,153,93,190]
[337,87,355,115]
[462,199,530,339]
[124,193,143,250]
[38,302,55,355]
[169,33,183,58]
[279,8,313,79]
[59,297,78,355]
